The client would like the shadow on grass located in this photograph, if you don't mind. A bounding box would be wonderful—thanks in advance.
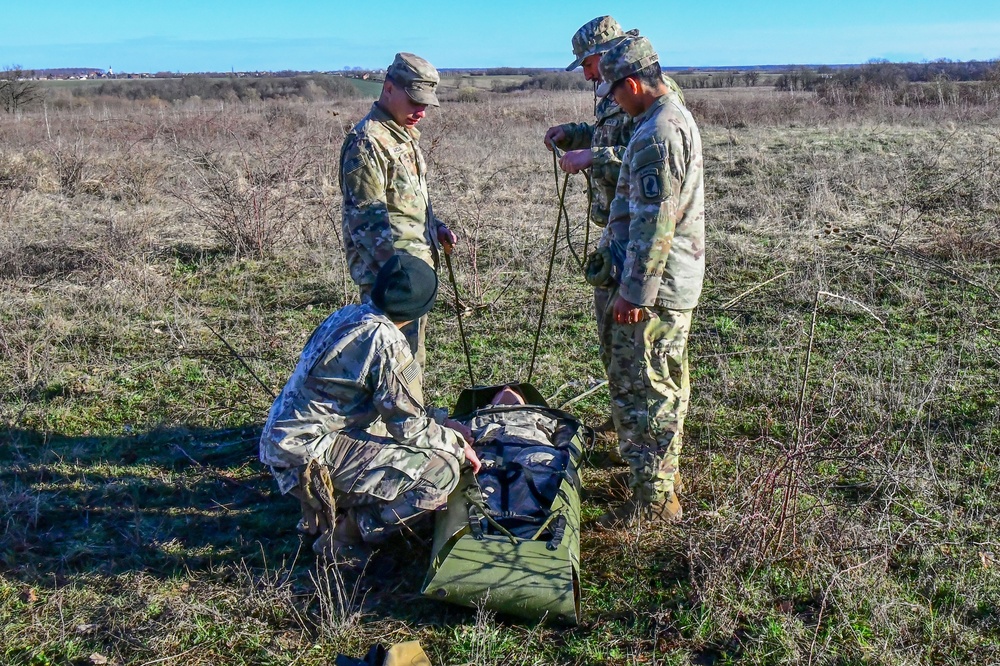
[0,425,493,624]
[0,425,303,581]
[1,423,697,636]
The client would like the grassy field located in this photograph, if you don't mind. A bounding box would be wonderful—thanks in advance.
[1,86,999,665]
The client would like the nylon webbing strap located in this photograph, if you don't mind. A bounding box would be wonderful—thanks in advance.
[527,148,566,384]
[443,249,475,387]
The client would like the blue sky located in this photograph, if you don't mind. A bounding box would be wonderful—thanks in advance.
[3,0,999,72]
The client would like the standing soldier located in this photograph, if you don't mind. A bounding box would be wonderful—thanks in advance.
[543,17,683,434]
[340,52,457,369]
[595,36,705,526]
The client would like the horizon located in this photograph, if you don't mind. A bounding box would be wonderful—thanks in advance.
[3,1,999,73]
[16,59,1000,78]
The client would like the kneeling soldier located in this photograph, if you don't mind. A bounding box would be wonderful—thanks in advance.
[260,255,481,559]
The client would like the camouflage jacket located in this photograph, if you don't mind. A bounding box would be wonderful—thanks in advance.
[259,303,464,493]
[554,76,685,229]
[608,92,705,310]
[554,95,633,228]
[339,102,441,289]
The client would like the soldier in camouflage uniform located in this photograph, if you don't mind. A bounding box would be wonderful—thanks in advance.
[544,17,684,431]
[260,255,481,558]
[594,36,705,527]
[340,52,457,370]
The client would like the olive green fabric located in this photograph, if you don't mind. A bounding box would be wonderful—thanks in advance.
[422,389,587,625]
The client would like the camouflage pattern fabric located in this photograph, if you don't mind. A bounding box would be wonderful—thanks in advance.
[259,303,465,538]
[606,91,705,309]
[319,429,462,543]
[386,52,441,106]
[553,75,684,366]
[464,408,561,447]
[554,94,635,228]
[360,283,427,370]
[566,16,626,71]
[340,102,442,291]
[598,35,660,91]
[602,301,692,502]
[601,57,705,502]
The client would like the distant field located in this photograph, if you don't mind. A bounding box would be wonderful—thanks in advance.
[439,73,532,90]
[2,85,999,665]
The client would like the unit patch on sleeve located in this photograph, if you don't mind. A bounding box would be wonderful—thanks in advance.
[641,169,662,201]
[400,357,420,386]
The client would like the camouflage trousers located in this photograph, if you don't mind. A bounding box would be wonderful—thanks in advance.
[601,292,692,503]
[309,426,462,543]
[360,286,427,369]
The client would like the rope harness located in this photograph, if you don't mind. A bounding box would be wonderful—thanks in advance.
[445,143,595,387]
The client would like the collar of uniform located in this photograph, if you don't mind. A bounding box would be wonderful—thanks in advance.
[634,93,671,126]
[595,95,624,122]
[371,102,420,142]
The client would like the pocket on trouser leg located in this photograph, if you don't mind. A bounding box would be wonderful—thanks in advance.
[641,309,692,499]
[351,444,431,502]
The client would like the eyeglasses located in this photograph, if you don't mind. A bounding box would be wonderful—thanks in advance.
[608,78,626,100]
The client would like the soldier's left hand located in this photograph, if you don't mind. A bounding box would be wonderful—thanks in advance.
[559,149,593,174]
[437,224,457,254]
[613,295,647,325]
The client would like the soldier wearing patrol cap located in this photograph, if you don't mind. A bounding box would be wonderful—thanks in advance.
[594,35,705,528]
[340,52,457,370]
[543,17,684,435]
[260,255,482,561]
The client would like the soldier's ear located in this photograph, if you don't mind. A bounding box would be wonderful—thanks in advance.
[625,76,641,96]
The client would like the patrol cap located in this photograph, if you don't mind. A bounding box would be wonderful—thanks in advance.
[371,254,439,323]
[597,35,660,97]
[566,16,625,71]
[386,52,440,107]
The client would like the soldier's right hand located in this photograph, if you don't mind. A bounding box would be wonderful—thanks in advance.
[463,443,483,474]
[544,126,566,151]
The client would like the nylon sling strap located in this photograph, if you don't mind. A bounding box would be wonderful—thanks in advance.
[443,248,475,386]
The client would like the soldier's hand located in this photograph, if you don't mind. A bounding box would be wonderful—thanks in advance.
[559,149,593,174]
[613,295,648,325]
[437,224,457,255]
[463,443,483,474]
[444,418,473,445]
[544,126,566,151]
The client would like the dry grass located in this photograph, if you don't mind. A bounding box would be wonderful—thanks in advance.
[1,88,999,665]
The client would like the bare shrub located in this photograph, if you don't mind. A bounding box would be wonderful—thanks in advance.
[172,134,318,257]
[0,151,31,224]
[50,142,91,196]
[103,148,164,203]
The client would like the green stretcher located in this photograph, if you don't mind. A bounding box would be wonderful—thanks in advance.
[421,383,590,625]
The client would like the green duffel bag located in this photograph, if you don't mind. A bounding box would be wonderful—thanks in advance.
[422,383,590,625]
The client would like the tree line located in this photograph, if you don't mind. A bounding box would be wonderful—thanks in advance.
[70,74,360,103]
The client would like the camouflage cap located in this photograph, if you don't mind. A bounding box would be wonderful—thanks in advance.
[597,36,660,97]
[386,52,440,107]
[565,16,625,71]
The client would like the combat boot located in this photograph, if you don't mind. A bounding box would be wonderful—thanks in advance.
[645,492,683,523]
[596,492,683,528]
[313,510,372,570]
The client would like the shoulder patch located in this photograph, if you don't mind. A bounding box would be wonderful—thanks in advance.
[400,357,420,386]
[641,170,662,200]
